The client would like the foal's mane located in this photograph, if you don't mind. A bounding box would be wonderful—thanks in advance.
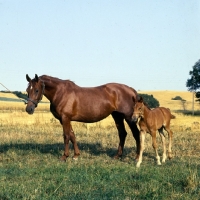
[143,101,151,110]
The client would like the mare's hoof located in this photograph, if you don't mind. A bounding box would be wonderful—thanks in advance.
[114,155,122,160]
[59,158,66,162]
[59,155,67,162]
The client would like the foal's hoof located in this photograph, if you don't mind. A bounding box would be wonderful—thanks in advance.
[136,162,141,168]
[72,157,78,161]
[168,152,173,159]
[135,154,139,162]
[157,162,162,165]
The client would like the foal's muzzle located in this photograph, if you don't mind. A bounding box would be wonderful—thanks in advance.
[132,115,139,123]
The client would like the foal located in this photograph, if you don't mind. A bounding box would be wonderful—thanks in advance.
[132,96,175,167]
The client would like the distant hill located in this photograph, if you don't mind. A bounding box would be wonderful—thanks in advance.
[0,90,199,112]
[138,90,200,112]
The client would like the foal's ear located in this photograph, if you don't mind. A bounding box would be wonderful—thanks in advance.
[35,74,39,82]
[138,95,143,103]
[26,74,31,82]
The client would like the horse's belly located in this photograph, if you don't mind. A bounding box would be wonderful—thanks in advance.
[71,112,110,123]
[71,107,112,122]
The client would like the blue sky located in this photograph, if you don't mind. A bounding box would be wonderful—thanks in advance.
[0,0,200,91]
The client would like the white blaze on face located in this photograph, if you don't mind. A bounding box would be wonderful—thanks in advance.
[30,85,33,90]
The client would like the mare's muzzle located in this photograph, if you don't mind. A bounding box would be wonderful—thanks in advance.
[25,100,37,114]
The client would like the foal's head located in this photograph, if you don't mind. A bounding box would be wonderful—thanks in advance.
[25,74,45,114]
[132,96,145,122]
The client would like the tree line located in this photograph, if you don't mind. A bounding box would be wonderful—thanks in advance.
[186,59,200,103]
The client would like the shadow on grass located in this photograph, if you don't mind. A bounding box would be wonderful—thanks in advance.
[0,141,139,159]
[175,109,200,116]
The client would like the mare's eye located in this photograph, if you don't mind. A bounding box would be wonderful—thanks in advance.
[35,89,39,93]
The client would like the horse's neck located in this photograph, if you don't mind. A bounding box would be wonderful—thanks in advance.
[142,105,151,120]
[40,76,59,102]
[40,75,76,103]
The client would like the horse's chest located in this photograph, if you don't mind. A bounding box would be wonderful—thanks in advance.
[50,104,61,119]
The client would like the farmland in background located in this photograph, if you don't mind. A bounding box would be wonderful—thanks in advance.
[0,91,199,199]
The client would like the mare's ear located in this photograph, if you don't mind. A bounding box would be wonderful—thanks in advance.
[35,74,39,82]
[26,74,31,82]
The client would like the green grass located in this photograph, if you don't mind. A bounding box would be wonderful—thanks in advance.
[0,123,199,199]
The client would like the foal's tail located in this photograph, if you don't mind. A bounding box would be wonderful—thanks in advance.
[167,108,176,119]
[170,114,176,119]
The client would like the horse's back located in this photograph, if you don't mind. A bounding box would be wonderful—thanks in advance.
[55,81,137,122]
[145,109,165,128]
[159,107,174,119]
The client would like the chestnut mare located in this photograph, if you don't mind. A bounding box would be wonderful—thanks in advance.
[132,96,175,167]
[25,74,140,161]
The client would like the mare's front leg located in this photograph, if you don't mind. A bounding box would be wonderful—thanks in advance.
[70,127,80,160]
[112,112,127,159]
[60,116,80,161]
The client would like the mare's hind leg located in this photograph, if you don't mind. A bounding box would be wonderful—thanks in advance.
[158,127,167,163]
[112,112,128,159]
[125,119,140,161]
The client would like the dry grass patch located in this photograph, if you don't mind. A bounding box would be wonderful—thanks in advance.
[138,90,200,112]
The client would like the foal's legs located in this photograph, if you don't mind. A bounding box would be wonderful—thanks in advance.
[136,130,145,168]
[164,125,173,159]
[60,116,80,161]
[158,127,167,163]
[151,130,161,165]
[125,119,140,160]
[111,112,128,159]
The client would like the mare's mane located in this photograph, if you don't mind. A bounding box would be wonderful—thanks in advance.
[40,75,75,85]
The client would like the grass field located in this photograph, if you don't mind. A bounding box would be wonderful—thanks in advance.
[0,91,199,199]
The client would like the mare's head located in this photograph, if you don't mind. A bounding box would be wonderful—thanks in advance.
[25,74,45,114]
[132,96,145,122]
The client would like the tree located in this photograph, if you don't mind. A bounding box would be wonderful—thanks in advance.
[171,96,186,111]
[186,59,200,103]
[13,91,28,101]
[139,93,160,108]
